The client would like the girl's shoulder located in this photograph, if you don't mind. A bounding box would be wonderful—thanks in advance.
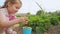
[0,8,8,15]
[0,8,7,12]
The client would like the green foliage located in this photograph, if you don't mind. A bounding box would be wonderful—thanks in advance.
[50,17,59,25]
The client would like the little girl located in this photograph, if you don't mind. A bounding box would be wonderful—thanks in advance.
[0,0,28,34]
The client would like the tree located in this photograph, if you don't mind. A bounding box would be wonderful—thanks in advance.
[36,10,44,16]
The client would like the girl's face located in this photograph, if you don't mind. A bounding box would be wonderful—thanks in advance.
[7,0,22,14]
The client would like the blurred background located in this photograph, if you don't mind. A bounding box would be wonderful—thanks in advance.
[0,0,60,34]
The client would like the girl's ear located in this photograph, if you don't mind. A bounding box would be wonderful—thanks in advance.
[7,2,12,7]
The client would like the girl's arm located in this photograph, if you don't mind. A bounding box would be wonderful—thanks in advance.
[0,12,20,28]
[0,11,28,28]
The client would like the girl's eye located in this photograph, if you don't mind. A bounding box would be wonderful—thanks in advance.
[16,7,18,9]
[16,7,19,9]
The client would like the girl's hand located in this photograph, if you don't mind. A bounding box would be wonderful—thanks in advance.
[19,17,28,24]
[6,28,17,34]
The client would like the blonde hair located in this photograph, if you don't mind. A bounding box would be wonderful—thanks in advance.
[2,0,22,8]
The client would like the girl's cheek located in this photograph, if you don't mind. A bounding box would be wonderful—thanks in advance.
[13,9,18,13]
[14,8,18,12]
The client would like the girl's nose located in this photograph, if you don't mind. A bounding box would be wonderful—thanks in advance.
[15,9,18,12]
[15,11,18,12]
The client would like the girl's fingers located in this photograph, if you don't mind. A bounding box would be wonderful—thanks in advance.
[24,17,28,21]
[22,20,28,24]
[19,17,28,24]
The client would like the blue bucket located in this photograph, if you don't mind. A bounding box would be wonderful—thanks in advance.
[22,27,32,34]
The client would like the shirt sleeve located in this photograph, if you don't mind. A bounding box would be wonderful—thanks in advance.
[0,9,9,22]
